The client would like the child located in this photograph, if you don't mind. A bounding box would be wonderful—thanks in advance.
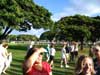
[75,55,95,75]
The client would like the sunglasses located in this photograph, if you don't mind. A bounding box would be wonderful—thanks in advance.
[40,53,43,55]
[93,48,99,52]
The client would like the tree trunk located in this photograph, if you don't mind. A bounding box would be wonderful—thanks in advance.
[80,38,84,50]
[0,26,13,40]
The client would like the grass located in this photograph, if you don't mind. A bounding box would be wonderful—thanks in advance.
[4,43,89,75]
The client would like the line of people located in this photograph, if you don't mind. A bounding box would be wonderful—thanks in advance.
[44,41,79,68]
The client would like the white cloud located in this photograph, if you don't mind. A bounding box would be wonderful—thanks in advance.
[52,0,100,21]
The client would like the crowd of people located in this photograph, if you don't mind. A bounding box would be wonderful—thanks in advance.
[23,40,100,75]
[23,40,80,75]
[1,40,100,75]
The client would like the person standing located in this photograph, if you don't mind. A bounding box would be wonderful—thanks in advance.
[60,41,69,68]
[45,44,50,62]
[49,43,56,68]
[92,41,100,75]
[70,41,75,61]
[0,42,12,74]
[23,47,52,75]
[74,42,79,58]
[0,43,7,74]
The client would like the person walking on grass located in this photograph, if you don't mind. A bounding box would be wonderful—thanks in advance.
[49,42,56,69]
[70,41,75,61]
[0,42,12,74]
[60,41,69,68]
[45,44,50,62]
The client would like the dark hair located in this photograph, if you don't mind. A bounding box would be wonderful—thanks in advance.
[2,43,8,48]
[75,55,95,75]
[23,46,37,75]
[75,55,85,75]
[25,46,36,60]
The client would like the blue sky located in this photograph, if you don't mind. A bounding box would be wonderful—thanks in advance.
[11,0,100,37]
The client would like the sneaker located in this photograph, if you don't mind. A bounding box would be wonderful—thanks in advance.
[60,65,64,68]
[65,65,69,68]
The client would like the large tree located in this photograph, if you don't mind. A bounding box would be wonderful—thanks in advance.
[40,21,60,41]
[56,14,92,50]
[40,31,56,41]
[90,16,100,42]
[0,0,53,40]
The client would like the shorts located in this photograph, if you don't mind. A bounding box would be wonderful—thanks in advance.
[49,55,54,62]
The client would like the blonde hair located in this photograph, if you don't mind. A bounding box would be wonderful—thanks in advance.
[75,55,95,75]
[2,43,8,48]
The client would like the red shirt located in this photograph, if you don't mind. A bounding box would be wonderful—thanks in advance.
[27,62,51,75]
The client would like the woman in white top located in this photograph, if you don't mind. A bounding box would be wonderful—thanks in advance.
[60,41,69,68]
[0,43,10,74]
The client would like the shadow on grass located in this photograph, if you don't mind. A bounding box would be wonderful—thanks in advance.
[7,69,22,75]
[8,44,27,51]
[7,68,22,73]
[11,63,21,68]
[54,58,61,64]
[13,58,24,63]
[53,69,74,75]
[7,63,23,75]
[10,58,23,70]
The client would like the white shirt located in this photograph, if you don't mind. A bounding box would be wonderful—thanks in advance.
[61,47,66,58]
[0,44,6,62]
[74,44,79,51]
[70,45,75,52]
[50,47,56,56]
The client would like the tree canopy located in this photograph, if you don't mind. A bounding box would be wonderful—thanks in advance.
[0,0,53,40]
[40,14,100,49]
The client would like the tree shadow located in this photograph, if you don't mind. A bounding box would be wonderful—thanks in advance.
[13,58,24,63]
[52,69,74,75]
[8,44,27,51]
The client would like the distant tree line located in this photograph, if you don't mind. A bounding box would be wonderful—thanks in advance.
[7,34,38,41]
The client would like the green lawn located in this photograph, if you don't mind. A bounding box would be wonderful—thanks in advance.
[4,43,89,75]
